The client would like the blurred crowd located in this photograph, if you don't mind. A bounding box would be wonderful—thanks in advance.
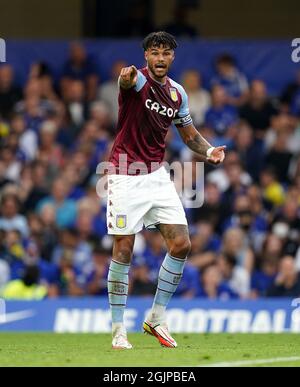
[0,42,300,300]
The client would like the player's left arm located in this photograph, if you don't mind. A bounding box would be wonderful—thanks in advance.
[177,124,226,164]
[173,86,226,164]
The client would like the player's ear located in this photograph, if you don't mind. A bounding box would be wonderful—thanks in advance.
[169,50,175,65]
[144,50,148,62]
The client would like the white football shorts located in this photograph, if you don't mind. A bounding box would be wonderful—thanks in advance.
[106,166,187,235]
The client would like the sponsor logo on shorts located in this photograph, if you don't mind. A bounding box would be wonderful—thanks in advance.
[116,215,127,229]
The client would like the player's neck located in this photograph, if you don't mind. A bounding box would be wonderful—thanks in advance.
[147,67,167,85]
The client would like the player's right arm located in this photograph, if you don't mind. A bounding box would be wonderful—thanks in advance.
[119,65,138,89]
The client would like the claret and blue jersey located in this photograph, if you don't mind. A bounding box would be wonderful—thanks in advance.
[109,67,192,174]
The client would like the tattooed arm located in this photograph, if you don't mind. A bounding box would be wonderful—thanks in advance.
[177,124,226,164]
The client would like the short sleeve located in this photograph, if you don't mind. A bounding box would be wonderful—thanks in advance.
[172,85,193,127]
[118,70,147,93]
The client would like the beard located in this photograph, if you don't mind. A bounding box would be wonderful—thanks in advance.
[148,63,168,80]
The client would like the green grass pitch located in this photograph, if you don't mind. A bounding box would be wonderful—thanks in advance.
[0,333,300,367]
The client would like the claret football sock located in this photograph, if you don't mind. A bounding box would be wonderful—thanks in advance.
[108,259,130,326]
[149,253,186,323]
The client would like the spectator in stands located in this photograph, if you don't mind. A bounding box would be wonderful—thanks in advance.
[37,177,77,229]
[62,80,88,128]
[174,261,201,299]
[51,228,94,296]
[262,233,284,262]
[0,194,29,238]
[207,151,252,193]
[266,113,300,157]
[251,256,278,298]
[197,264,238,299]
[292,160,300,192]
[0,160,13,189]
[61,164,85,201]
[86,246,110,296]
[140,230,166,282]
[181,70,211,127]
[251,234,290,297]
[0,145,22,182]
[290,85,300,117]
[205,85,238,143]
[0,229,25,266]
[99,60,127,125]
[280,69,300,111]
[37,120,64,170]
[61,42,99,102]
[222,194,268,253]
[54,102,79,147]
[0,64,22,120]
[67,150,94,189]
[74,120,110,170]
[28,210,58,263]
[40,203,58,248]
[10,114,38,161]
[239,80,278,137]
[29,62,58,100]
[211,53,249,106]
[191,182,229,233]
[0,258,10,290]
[130,256,157,297]
[28,62,60,117]
[14,79,48,134]
[21,161,48,212]
[22,239,60,297]
[247,184,271,240]
[89,101,114,135]
[188,224,217,270]
[270,196,300,257]
[264,130,293,184]
[75,210,98,244]
[162,5,197,38]
[260,167,285,208]
[57,249,84,296]
[1,265,47,300]
[267,256,300,297]
[77,194,107,239]
[222,227,254,273]
[52,228,92,273]
[221,161,252,210]
[233,120,264,181]
[217,253,250,298]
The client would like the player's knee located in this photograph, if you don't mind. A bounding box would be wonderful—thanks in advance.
[113,236,134,264]
[169,237,191,259]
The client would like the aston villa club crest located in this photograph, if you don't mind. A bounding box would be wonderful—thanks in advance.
[170,87,178,102]
[116,215,127,229]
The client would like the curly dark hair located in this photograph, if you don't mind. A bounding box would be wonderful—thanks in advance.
[142,31,178,51]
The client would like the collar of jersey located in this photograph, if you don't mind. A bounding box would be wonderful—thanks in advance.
[146,67,168,87]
